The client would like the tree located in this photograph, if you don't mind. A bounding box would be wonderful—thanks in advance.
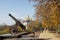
[27,21,42,32]
[30,0,60,31]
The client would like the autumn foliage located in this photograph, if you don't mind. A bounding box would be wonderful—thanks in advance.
[30,0,60,31]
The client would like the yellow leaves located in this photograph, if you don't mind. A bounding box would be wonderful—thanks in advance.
[0,27,10,34]
[17,26,22,31]
[33,0,60,30]
[42,19,47,27]
[50,15,57,19]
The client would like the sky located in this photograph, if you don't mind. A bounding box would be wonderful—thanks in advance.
[0,0,35,25]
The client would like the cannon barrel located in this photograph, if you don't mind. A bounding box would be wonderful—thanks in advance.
[9,14,18,21]
[9,14,26,30]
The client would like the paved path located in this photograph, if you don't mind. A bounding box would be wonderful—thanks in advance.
[39,30,60,40]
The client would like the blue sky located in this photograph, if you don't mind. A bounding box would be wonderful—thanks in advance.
[0,0,35,25]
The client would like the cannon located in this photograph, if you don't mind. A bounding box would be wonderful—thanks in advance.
[9,14,26,31]
[9,14,35,37]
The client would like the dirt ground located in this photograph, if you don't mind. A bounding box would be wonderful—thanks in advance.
[39,30,60,40]
[4,30,60,40]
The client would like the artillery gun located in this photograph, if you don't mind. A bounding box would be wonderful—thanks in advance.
[9,14,26,31]
[9,14,35,35]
